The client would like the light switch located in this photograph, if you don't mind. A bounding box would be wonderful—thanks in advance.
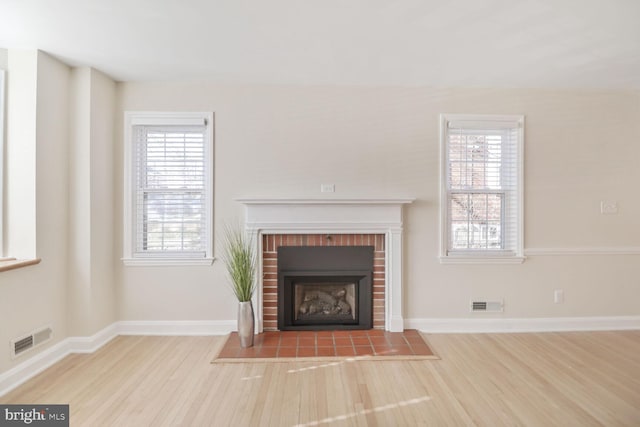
[600,201,618,215]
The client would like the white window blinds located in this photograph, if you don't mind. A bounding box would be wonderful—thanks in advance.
[441,114,524,260]
[124,112,213,264]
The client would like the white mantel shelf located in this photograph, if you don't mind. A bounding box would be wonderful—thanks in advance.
[236,197,414,234]
[237,197,414,333]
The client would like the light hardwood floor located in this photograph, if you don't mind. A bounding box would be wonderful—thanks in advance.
[2,331,640,426]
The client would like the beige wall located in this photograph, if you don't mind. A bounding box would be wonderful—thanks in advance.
[0,51,70,373]
[87,69,117,333]
[0,52,116,373]
[116,83,640,322]
[67,67,117,336]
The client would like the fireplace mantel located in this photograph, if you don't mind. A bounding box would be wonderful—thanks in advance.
[237,197,414,332]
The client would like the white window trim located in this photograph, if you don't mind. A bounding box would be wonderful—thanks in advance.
[439,113,525,264]
[0,69,5,257]
[122,111,215,266]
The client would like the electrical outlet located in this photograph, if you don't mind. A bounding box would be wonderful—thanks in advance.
[320,184,335,193]
[554,289,564,304]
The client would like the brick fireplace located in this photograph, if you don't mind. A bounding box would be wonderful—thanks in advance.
[263,234,385,331]
[237,198,413,332]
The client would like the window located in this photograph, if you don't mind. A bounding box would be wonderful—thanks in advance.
[123,112,214,265]
[440,114,524,263]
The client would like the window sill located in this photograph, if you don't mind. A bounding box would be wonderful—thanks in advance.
[439,256,526,265]
[0,257,42,273]
[122,257,215,267]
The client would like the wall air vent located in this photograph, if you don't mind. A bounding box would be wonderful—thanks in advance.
[11,326,53,358]
[470,299,503,313]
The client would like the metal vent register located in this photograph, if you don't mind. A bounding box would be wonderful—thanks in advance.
[470,300,504,313]
[12,326,53,357]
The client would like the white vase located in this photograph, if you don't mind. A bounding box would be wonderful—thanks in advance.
[238,301,255,348]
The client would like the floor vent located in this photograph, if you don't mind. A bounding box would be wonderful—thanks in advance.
[470,300,504,313]
[12,326,53,358]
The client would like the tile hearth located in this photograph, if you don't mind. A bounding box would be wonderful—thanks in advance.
[215,330,435,360]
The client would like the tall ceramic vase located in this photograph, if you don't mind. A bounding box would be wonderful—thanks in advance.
[238,301,255,348]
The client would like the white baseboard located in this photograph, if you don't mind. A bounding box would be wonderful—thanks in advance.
[66,323,119,353]
[0,340,69,398]
[0,320,235,398]
[406,315,640,333]
[0,324,119,397]
[116,320,235,336]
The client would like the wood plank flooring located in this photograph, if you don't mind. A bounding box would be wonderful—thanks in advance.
[1,331,640,426]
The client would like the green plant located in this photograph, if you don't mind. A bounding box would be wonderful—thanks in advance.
[221,224,256,302]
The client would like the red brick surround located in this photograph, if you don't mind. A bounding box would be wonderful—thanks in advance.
[262,234,386,331]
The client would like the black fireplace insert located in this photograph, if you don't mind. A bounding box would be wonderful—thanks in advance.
[277,246,373,331]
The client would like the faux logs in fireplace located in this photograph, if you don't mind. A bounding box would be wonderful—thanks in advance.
[277,246,373,331]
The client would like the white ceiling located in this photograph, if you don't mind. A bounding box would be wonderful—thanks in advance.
[1,0,639,89]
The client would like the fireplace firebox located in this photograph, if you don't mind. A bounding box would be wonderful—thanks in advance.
[278,246,373,330]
